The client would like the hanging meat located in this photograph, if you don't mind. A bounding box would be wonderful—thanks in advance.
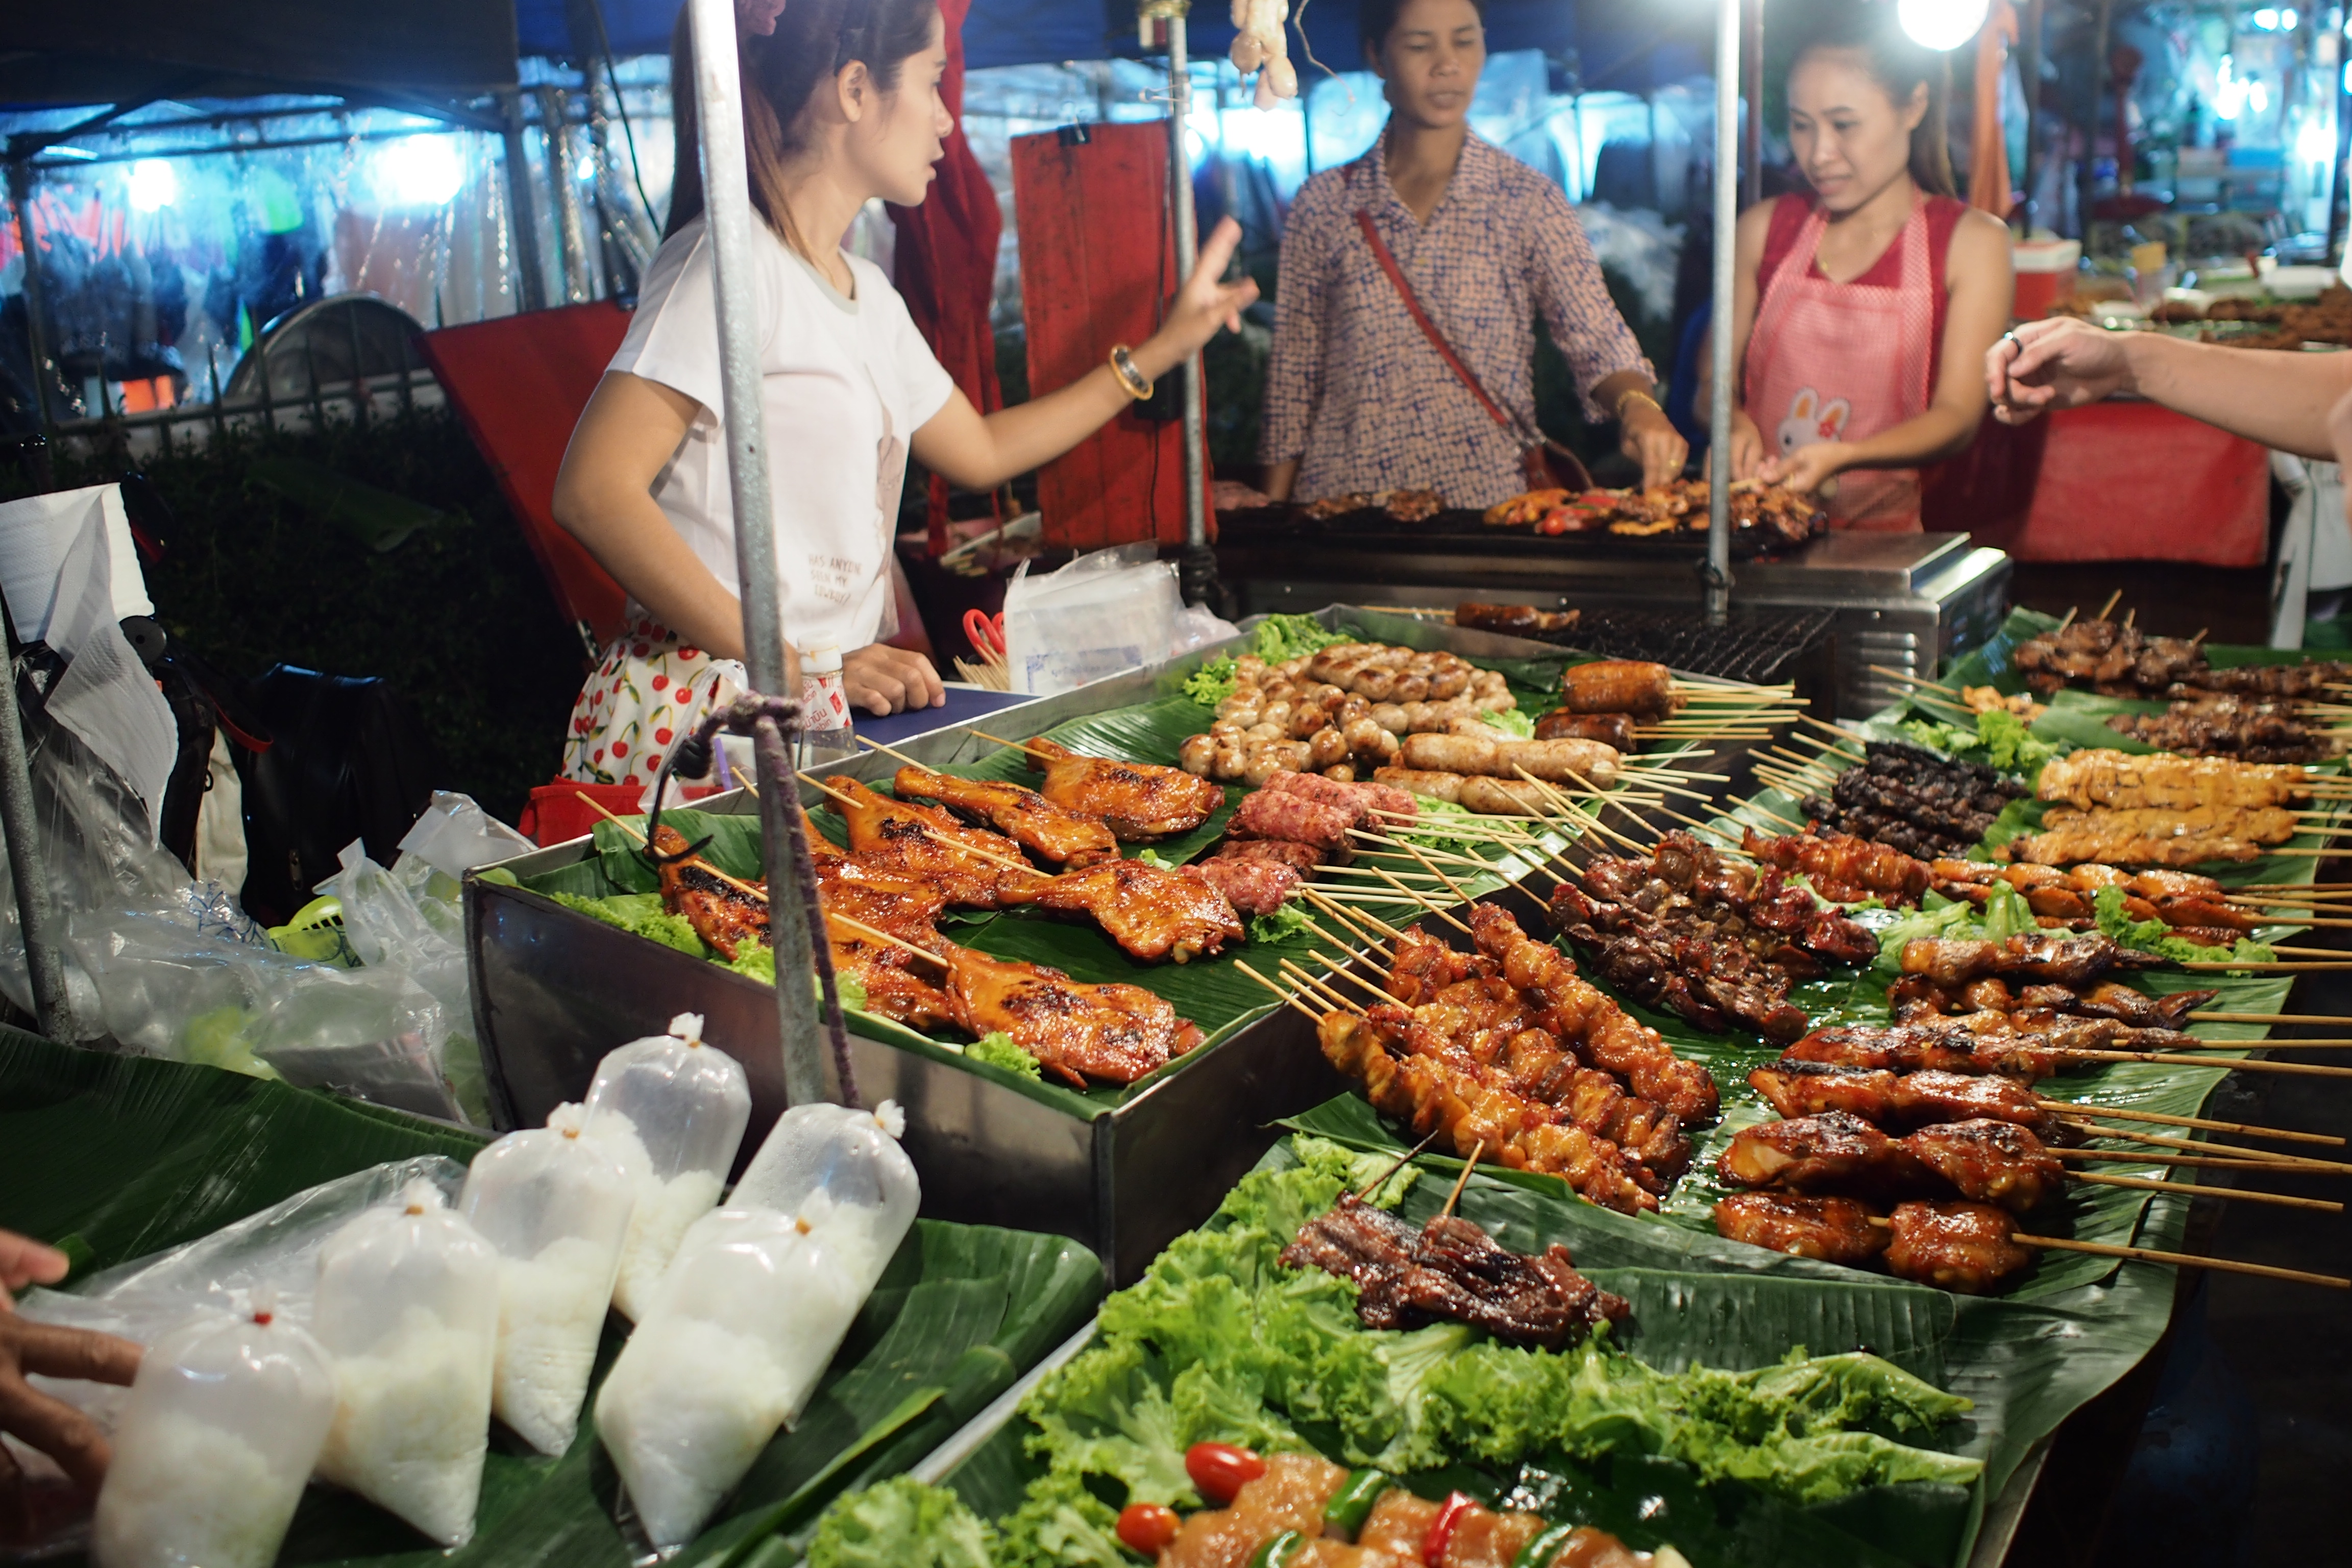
[1229,0,1297,107]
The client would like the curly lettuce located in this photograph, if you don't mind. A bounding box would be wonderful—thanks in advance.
[806,1476,996,1568]
[966,1031,1043,1080]
[2092,885,2275,966]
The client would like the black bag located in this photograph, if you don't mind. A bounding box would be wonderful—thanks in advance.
[234,666,442,926]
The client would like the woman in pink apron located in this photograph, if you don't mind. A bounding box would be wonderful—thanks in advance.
[1723,7,2013,530]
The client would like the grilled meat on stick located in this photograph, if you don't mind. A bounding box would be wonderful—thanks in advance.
[827,777,1050,908]
[944,947,1202,1086]
[1889,972,2215,1031]
[650,825,770,961]
[1315,1008,1657,1213]
[1743,827,1931,906]
[1560,659,1677,720]
[2038,748,2319,812]
[2105,699,2335,765]
[1713,1193,1892,1265]
[1927,860,2266,935]
[1748,1060,2067,1140]
[1020,736,1224,839]
[1885,1201,2035,1294]
[1720,1112,2066,1214]
[1900,932,2160,989]
[1782,1016,2201,1083]
[1002,854,1244,963]
[1279,1193,1630,1347]
[1398,730,1623,787]
[889,764,1117,867]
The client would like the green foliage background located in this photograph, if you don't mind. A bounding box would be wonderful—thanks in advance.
[0,411,590,822]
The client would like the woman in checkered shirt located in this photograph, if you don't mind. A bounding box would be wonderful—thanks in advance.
[1259,0,1686,510]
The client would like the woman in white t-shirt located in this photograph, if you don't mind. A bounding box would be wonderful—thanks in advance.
[552,0,1256,786]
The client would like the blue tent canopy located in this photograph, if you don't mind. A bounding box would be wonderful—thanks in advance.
[517,0,1713,86]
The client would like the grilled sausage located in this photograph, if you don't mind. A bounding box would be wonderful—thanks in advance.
[1561,659,1675,719]
[1372,766,1466,804]
[1307,725,1351,768]
[1178,734,1217,775]
[1400,731,1502,774]
[1535,709,1639,750]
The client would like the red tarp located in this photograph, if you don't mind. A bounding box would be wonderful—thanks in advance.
[419,300,632,645]
[1928,402,2271,565]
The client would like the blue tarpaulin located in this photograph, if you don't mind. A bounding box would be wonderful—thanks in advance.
[518,0,1713,86]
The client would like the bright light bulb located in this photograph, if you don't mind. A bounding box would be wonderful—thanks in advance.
[378,135,463,207]
[2251,78,2272,112]
[127,159,176,213]
[1896,0,1992,51]
[2286,8,2300,27]
[2255,8,2281,28]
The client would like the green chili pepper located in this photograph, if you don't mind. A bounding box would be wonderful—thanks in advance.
[1323,1468,1389,1541]
[1248,1527,1307,1568]
[1512,1522,1581,1568]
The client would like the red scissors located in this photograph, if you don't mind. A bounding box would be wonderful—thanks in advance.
[963,608,1007,656]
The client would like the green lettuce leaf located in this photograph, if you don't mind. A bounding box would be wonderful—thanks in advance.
[967,1031,1043,1080]
[1254,613,1350,666]
[1479,706,1536,740]
[1183,655,1238,708]
[806,1476,997,1568]
[2092,885,2275,966]
[993,1466,1132,1568]
[548,890,706,956]
[1248,901,1312,944]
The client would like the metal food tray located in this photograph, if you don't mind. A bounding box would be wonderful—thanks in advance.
[467,607,1569,1284]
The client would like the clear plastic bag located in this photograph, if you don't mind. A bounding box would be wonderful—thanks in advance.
[730,1100,919,1295]
[312,1179,501,1546]
[459,1104,636,1455]
[91,1303,336,1568]
[593,1209,864,1548]
[580,1012,753,1321]
[999,543,1184,696]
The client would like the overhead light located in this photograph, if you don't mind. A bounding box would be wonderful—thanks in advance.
[127,159,177,213]
[2255,7,2282,28]
[1896,0,1992,51]
[377,135,463,207]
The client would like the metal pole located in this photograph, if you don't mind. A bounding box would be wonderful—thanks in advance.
[685,0,830,1110]
[6,157,58,436]
[500,89,551,311]
[0,645,70,1042]
[2020,0,2043,232]
[1165,13,1220,610]
[1704,0,1738,625]
[2330,37,2352,265]
[540,86,593,302]
[1739,0,1763,205]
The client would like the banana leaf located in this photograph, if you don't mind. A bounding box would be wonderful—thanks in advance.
[0,1033,1103,1566]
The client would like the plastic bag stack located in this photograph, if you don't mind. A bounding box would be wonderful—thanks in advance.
[596,1100,920,1548]
[460,1105,636,1455]
[312,1179,500,1546]
[581,1012,753,1320]
[92,1300,335,1568]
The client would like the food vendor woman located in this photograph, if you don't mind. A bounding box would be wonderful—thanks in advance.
[1723,7,2012,529]
[1259,0,1686,510]
[553,0,1255,786]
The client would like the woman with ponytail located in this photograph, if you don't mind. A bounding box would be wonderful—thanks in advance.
[1723,2,2013,530]
[552,0,1256,779]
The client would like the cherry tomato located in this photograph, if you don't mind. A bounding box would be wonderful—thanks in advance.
[1184,1441,1266,1505]
[1116,1502,1181,1555]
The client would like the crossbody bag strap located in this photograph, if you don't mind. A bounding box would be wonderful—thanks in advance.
[1352,209,1521,438]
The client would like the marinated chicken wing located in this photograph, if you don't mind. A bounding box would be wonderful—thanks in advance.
[825,777,1048,908]
[945,948,1202,1085]
[1002,854,1245,963]
[1902,1119,2064,1214]
[1022,736,1227,839]
[1713,1192,1891,1264]
[652,824,770,960]
[891,764,1117,867]
[1717,1111,1930,1197]
[1884,1199,2033,1294]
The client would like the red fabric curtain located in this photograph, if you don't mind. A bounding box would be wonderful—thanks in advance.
[888,0,1004,555]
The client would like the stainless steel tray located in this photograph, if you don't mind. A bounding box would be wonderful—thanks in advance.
[464,607,1592,1284]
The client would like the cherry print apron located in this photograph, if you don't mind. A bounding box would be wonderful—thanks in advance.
[562,615,746,787]
[1745,195,1938,531]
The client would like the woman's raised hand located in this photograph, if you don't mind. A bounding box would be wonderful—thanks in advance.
[1140,218,1262,377]
[1619,400,1688,489]
[1986,317,2137,426]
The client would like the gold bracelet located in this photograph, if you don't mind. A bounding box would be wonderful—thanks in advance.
[1108,344,1153,401]
[1612,387,1663,423]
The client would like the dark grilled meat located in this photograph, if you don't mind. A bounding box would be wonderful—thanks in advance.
[1713,1192,1892,1265]
[1884,1200,2033,1294]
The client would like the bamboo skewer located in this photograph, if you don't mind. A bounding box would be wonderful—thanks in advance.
[2069,1171,2341,1212]
[855,734,933,771]
[1362,865,1475,934]
[1235,961,1331,1025]
[1279,959,1365,1015]
[2046,1048,2352,1077]
[2194,1010,2352,1025]
[1355,1127,1444,1200]
[1728,794,1810,835]
[2064,1123,2352,1171]
[2050,1146,2341,1173]
[968,728,1058,763]
[824,912,945,967]
[575,793,772,903]
[2040,1099,2344,1146]
[2010,1234,2348,1290]
[2094,590,2124,621]
[1438,1140,1486,1218]
[1303,885,1404,942]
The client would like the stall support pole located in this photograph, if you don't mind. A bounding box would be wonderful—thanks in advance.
[1703,0,1739,625]
[1738,0,1763,205]
[0,645,68,1043]
[5,155,57,438]
[500,91,551,313]
[687,0,832,1111]
[2330,46,2352,264]
[1164,14,1221,611]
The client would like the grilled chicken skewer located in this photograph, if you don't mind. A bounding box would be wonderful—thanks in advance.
[1718,1111,2068,1214]
[823,777,1050,908]
[890,763,1118,868]
[1017,735,1226,839]
[944,947,1203,1085]
[1001,854,1245,963]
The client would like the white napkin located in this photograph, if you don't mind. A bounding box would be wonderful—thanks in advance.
[43,510,178,839]
[0,483,152,644]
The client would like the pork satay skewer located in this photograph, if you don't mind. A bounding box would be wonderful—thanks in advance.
[2071,1171,2341,1212]
[575,793,771,903]
[2039,1098,2344,1146]
[1855,1214,2351,1290]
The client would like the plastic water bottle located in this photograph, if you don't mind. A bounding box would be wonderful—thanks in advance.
[796,643,857,767]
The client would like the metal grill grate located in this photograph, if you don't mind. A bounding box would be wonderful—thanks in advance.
[1537,606,1840,688]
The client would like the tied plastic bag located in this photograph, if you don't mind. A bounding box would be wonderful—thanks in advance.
[460,1104,636,1455]
[999,543,1184,696]
[730,1101,918,1296]
[92,1301,335,1568]
[580,1012,753,1320]
[312,1180,500,1547]
[594,1209,865,1548]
